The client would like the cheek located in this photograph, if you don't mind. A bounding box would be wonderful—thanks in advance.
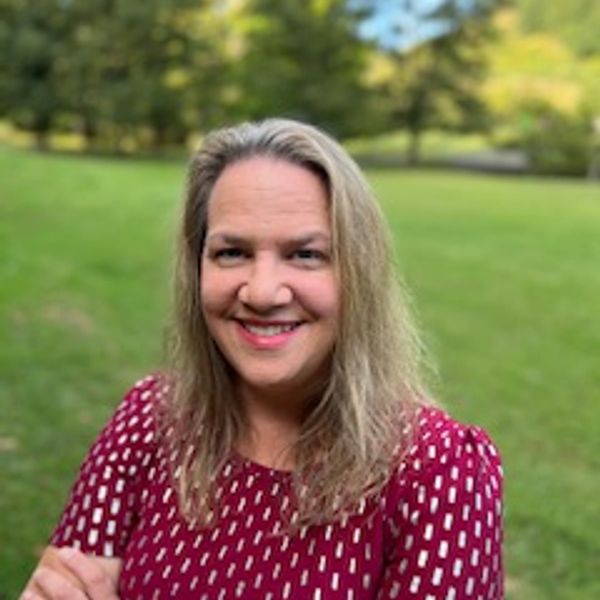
[200,263,238,316]
[297,275,340,323]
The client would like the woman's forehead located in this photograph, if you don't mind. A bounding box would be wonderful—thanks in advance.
[206,157,330,231]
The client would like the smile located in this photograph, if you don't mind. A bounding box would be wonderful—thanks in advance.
[241,322,299,337]
[235,319,302,349]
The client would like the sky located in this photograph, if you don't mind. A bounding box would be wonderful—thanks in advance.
[357,0,480,50]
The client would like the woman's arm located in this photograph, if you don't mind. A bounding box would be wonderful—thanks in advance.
[23,376,161,598]
[21,546,121,600]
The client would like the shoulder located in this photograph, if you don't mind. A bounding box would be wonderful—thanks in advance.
[73,373,171,482]
[384,405,503,520]
[409,406,502,476]
[105,373,171,440]
[117,372,169,416]
[50,373,172,556]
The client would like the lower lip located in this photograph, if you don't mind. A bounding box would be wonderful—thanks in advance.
[235,321,300,349]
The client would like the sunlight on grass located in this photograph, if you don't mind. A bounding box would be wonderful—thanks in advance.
[346,129,490,158]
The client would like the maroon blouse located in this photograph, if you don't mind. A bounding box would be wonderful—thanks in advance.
[51,375,504,599]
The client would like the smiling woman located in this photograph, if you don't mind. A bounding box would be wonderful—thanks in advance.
[22,119,504,599]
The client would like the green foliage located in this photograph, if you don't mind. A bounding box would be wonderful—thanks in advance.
[0,0,74,147]
[0,0,375,145]
[518,0,600,56]
[371,0,505,164]
[235,0,373,137]
[2,0,597,179]
[0,0,228,151]
[479,8,600,177]
[515,102,592,176]
[482,12,584,119]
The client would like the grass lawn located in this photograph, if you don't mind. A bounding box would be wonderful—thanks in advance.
[1,146,599,599]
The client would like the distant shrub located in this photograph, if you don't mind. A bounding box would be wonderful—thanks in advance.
[516,103,592,176]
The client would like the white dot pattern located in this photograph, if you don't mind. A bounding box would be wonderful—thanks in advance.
[51,375,504,599]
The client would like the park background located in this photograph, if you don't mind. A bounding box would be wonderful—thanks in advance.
[0,0,599,598]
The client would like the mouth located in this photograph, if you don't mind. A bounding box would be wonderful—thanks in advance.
[234,319,303,348]
[237,320,302,337]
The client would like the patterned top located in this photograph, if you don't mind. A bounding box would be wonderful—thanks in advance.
[51,375,504,599]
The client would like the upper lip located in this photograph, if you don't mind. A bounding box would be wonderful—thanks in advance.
[235,318,302,326]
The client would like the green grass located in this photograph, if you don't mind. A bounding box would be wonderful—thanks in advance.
[1,146,599,599]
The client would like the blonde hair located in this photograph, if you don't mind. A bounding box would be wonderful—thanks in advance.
[166,118,431,526]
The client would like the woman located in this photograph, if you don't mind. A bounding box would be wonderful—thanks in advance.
[22,119,503,599]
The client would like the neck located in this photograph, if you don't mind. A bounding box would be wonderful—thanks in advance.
[235,383,310,471]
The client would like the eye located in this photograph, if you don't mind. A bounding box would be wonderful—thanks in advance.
[290,248,328,266]
[212,247,246,265]
[294,249,321,259]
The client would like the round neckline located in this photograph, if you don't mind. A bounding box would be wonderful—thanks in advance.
[231,449,294,477]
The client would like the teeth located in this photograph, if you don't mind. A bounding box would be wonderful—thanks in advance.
[243,323,297,336]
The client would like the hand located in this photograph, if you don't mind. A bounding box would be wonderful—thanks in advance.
[21,547,120,600]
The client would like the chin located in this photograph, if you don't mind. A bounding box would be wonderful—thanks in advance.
[237,368,308,397]
[244,374,300,393]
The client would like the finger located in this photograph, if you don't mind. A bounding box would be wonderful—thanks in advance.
[29,566,88,600]
[20,587,44,600]
[38,548,84,589]
[20,590,46,600]
[57,548,119,600]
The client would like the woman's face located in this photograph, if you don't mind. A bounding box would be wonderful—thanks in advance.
[201,156,339,403]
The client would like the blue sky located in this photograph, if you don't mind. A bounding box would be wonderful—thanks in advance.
[357,0,479,50]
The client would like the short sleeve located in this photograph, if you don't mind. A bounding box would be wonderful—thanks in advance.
[50,375,162,558]
[378,408,504,599]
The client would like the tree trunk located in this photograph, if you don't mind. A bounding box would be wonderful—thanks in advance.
[34,130,49,151]
[407,128,422,166]
[153,125,167,151]
[82,117,98,150]
[32,113,52,151]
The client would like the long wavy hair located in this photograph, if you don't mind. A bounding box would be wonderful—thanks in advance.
[165,118,432,527]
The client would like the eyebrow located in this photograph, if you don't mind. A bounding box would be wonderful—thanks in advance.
[206,231,331,245]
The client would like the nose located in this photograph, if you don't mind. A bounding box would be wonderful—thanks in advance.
[238,256,292,312]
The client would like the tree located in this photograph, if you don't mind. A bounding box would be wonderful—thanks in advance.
[0,0,229,152]
[235,0,374,138]
[0,0,76,149]
[59,0,227,151]
[360,0,504,164]
[481,8,600,177]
